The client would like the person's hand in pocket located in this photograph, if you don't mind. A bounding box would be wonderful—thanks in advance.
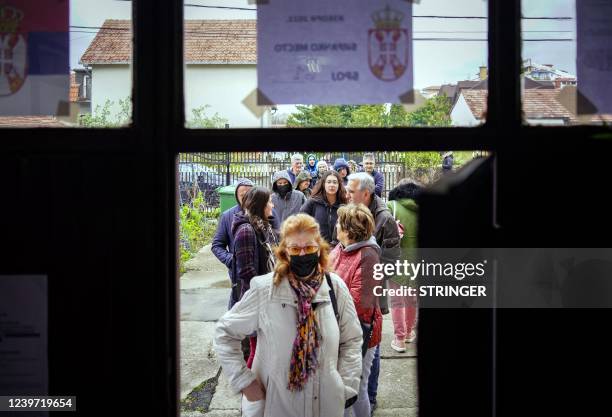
[243,379,265,402]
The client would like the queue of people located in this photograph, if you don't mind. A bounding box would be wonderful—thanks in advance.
[210,153,420,417]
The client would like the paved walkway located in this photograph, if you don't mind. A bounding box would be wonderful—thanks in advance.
[180,245,418,417]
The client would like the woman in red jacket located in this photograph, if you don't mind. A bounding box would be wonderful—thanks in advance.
[330,203,382,417]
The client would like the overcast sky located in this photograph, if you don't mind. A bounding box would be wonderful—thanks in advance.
[70,0,577,88]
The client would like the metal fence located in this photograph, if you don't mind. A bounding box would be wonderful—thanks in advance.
[178,152,443,209]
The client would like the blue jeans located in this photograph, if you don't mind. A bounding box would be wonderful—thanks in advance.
[367,344,380,406]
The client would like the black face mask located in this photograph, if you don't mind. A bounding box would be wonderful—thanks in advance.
[277,183,291,196]
[289,253,319,277]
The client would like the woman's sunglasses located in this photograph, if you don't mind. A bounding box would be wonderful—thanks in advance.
[286,245,319,256]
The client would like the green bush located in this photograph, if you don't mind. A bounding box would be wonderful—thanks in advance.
[179,192,220,274]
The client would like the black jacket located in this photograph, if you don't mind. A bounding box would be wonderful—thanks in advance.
[300,196,341,245]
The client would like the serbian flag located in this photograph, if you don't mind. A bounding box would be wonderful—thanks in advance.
[0,0,69,116]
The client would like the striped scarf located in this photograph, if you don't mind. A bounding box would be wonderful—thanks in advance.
[287,271,323,391]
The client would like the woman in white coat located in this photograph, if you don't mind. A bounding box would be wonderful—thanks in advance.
[214,213,363,417]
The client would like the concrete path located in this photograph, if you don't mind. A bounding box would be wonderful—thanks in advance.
[180,244,418,416]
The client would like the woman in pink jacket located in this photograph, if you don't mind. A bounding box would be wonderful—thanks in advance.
[330,203,383,417]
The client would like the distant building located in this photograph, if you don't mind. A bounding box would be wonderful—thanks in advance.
[70,69,92,115]
[421,85,441,99]
[522,59,577,88]
[81,19,270,128]
[451,89,612,126]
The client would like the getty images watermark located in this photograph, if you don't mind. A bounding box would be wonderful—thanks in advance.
[373,259,488,298]
[370,248,612,308]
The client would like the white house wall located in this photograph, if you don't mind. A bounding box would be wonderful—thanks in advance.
[90,64,268,127]
[91,65,132,119]
[451,94,481,127]
[184,64,268,128]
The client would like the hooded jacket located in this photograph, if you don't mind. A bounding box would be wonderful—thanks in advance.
[333,158,351,185]
[305,154,318,178]
[300,195,341,245]
[272,170,307,224]
[214,272,363,417]
[330,236,383,348]
[293,171,312,199]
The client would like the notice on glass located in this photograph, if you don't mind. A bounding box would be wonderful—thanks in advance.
[0,276,48,396]
[0,1,69,116]
[576,0,612,114]
[257,0,414,105]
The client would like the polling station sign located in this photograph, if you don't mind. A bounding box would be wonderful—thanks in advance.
[0,1,69,116]
[257,0,414,105]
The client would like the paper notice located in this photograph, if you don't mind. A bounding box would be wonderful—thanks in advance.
[257,0,414,105]
[0,276,48,397]
[576,0,612,114]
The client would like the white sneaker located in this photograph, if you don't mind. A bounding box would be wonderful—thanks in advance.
[406,329,417,343]
[391,338,406,352]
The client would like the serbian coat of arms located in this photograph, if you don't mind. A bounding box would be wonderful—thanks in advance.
[0,4,27,96]
[368,5,409,82]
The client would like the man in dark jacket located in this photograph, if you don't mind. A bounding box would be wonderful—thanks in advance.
[363,153,384,197]
[346,171,401,412]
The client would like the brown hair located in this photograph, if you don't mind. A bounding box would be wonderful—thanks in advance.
[336,203,375,243]
[242,187,271,225]
[273,213,330,285]
[310,170,348,204]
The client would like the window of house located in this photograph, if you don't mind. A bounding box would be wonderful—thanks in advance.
[0,0,132,128]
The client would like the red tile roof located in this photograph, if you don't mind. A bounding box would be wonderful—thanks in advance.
[460,89,612,124]
[70,72,80,103]
[81,19,257,65]
[0,116,65,128]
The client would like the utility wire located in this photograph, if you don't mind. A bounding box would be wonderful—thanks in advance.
[69,29,573,41]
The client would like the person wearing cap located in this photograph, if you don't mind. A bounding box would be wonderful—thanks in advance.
[333,157,351,186]
[442,151,454,173]
[293,170,313,199]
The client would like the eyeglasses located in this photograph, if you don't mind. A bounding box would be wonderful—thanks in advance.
[286,245,319,256]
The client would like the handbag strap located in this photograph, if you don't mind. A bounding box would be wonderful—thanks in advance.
[325,273,340,322]
[326,272,376,326]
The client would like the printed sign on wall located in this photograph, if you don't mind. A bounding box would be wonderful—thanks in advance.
[576,0,612,114]
[257,0,414,105]
[0,1,69,116]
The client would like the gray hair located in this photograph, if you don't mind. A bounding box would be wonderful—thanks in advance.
[348,172,375,194]
[362,153,376,162]
[291,153,303,163]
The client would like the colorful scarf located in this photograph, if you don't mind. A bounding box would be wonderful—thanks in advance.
[287,271,323,391]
